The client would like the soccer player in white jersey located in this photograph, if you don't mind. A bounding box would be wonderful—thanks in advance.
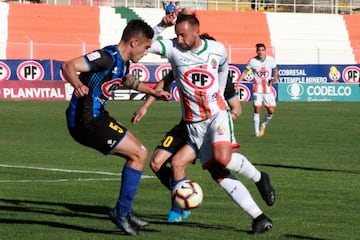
[239,43,279,137]
[148,12,274,233]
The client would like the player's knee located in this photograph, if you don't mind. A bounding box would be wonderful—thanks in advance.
[171,155,184,170]
[133,145,149,163]
[150,158,161,173]
[213,152,232,167]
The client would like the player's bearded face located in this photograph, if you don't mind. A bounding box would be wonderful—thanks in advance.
[175,21,199,50]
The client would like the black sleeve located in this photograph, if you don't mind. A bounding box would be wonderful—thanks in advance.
[84,50,113,72]
[224,76,236,100]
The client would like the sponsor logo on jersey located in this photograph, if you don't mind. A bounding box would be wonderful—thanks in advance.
[183,69,215,89]
[101,78,122,98]
[86,51,101,61]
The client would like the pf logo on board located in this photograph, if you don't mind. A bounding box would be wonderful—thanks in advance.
[16,60,45,81]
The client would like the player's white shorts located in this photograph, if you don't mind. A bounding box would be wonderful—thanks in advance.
[186,110,239,168]
[253,92,276,108]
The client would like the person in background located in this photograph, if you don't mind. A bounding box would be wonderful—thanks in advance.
[239,43,279,137]
[165,1,176,14]
[61,19,171,236]
[175,1,181,14]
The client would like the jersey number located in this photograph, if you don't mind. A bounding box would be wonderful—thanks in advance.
[109,122,124,133]
[162,136,174,147]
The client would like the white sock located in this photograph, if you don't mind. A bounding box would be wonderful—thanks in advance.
[253,113,260,135]
[219,177,263,219]
[261,113,273,126]
[226,153,261,182]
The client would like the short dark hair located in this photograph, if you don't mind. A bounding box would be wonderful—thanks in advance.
[199,33,216,41]
[121,19,154,42]
[256,43,266,50]
[176,11,200,27]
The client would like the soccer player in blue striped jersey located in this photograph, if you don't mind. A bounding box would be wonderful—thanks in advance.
[62,19,171,236]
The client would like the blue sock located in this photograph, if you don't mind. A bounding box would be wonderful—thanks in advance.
[116,164,143,217]
[170,176,187,214]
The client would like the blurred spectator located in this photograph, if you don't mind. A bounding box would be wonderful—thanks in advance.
[165,1,176,14]
[175,1,181,14]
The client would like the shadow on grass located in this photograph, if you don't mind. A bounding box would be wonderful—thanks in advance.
[0,198,248,235]
[284,234,331,240]
[255,163,359,174]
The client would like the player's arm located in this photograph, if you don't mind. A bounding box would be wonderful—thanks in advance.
[62,50,114,97]
[218,52,229,95]
[131,71,174,125]
[61,56,90,97]
[123,74,171,102]
[273,67,279,83]
[224,76,242,120]
[228,97,241,121]
[152,12,176,40]
[239,68,250,82]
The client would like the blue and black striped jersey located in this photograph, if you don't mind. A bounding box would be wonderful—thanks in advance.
[66,45,130,128]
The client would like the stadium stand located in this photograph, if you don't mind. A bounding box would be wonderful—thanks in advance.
[99,6,127,47]
[6,3,100,61]
[2,3,360,64]
[196,10,272,64]
[343,14,360,63]
[130,7,175,63]
[0,2,8,59]
[266,12,355,64]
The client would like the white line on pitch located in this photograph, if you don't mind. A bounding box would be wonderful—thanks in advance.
[0,164,156,178]
[0,178,121,183]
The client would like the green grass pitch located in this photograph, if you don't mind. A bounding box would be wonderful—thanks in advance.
[0,100,359,240]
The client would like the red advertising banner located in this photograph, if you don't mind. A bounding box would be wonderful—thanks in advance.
[0,81,73,101]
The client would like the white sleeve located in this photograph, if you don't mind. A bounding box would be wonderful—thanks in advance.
[149,38,174,59]
[218,51,229,95]
[149,40,163,55]
[152,23,166,41]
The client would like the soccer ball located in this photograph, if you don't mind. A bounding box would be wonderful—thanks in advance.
[172,180,203,210]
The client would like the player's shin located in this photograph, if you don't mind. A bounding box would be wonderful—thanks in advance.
[219,176,263,219]
[155,164,172,190]
[170,177,187,213]
[225,153,261,182]
[116,164,143,216]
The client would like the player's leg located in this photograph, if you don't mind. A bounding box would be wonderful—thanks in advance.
[207,163,272,233]
[109,129,149,235]
[150,147,191,222]
[169,145,196,222]
[259,93,276,136]
[225,152,275,206]
[150,121,188,190]
[150,149,173,190]
[69,112,148,235]
[252,93,263,137]
[209,110,275,206]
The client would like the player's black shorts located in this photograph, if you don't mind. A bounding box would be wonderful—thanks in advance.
[156,120,188,154]
[67,111,128,155]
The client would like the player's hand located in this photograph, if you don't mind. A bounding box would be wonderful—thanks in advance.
[132,107,147,125]
[161,12,177,27]
[74,84,89,97]
[154,90,172,101]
